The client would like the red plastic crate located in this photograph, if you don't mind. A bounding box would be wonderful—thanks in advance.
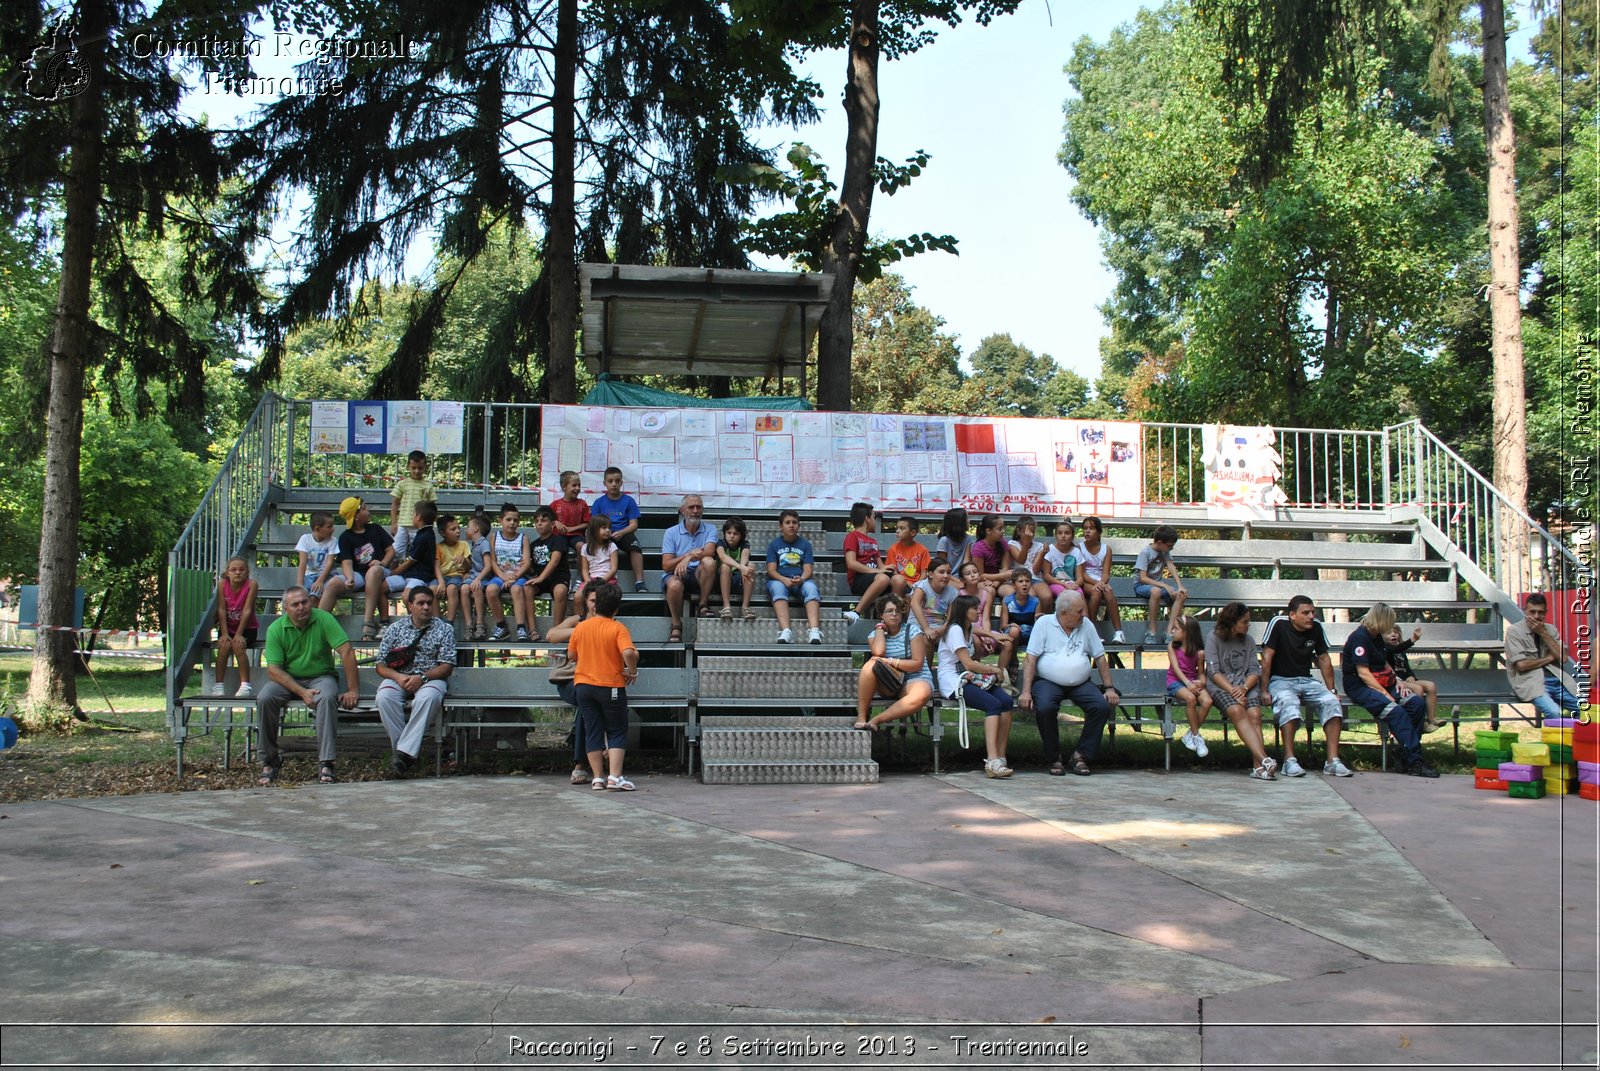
[1574,741,1600,765]
[1580,782,1600,802]
[1474,771,1511,791]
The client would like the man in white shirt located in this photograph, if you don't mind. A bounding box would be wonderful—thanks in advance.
[1018,591,1120,776]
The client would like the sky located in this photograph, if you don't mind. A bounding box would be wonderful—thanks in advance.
[748,0,1154,380]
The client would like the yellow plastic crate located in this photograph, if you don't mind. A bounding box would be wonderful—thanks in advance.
[1541,727,1574,746]
[1547,777,1576,796]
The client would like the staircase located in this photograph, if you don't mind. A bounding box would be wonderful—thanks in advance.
[699,715,878,784]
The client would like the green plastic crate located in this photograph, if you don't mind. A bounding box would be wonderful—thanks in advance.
[1508,780,1547,800]
[1550,744,1574,764]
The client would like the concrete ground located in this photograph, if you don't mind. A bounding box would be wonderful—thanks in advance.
[1,767,1597,1070]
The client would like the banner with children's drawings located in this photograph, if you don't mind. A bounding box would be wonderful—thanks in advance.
[307,400,465,456]
[538,405,1144,517]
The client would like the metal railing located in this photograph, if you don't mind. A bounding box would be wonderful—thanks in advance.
[1387,419,1594,677]
[165,393,283,714]
[284,400,543,495]
[1140,423,1388,510]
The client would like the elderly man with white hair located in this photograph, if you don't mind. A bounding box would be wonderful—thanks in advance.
[1018,590,1120,776]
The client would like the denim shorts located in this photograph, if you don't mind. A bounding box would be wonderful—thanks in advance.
[1134,581,1174,604]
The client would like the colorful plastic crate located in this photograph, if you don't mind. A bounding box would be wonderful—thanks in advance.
[1475,746,1515,769]
[1498,763,1543,783]
[1511,742,1552,766]
[1473,771,1510,791]
[1541,726,1574,746]
[1580,782,1600,801]
[1475,729,1520,750]
[1508,780,1548,799]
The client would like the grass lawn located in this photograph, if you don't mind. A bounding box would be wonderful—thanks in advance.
[0,652,1562,801]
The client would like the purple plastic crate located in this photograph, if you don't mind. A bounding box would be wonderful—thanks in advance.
[1498,762,1542,783]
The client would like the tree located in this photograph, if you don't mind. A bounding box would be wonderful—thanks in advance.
[961,333,1093,418]
[1062,4,1456,430]
[1196,0,1546,590]
[848,273,965,414]
[1,0,265,713]
[736,0,1022,411]
[243,0,815,405]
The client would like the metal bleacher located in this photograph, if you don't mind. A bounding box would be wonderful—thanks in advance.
[165,397,1591,781]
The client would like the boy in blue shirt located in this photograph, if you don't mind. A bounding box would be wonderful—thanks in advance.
[766,509,822,645]
[591,466,646,592]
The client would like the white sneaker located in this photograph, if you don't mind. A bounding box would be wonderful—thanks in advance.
[1193,733,1209,758]
[207,683,224,696]
[1112,630,1126,644]
[1281,757,1306,777]
[776,628,793,644]
[807,628,824,645]
[1323,758,1353,777]
[842,610,860,624]
[236,681,253,697]
[1181,731,1201,753]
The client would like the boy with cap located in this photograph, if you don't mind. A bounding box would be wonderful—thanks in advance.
[325,495,405,639]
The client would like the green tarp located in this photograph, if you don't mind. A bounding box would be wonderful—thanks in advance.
[581,373,812,410]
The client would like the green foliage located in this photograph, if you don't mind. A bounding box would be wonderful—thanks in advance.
[729,143,959,282]
[849,274,966,413]
[962,333,1097,418]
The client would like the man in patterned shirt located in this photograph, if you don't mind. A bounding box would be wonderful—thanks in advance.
[375,586,457,774]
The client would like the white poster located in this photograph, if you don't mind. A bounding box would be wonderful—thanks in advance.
[539,405,1144,515]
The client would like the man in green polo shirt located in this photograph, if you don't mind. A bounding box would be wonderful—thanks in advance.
[257,585,361,786]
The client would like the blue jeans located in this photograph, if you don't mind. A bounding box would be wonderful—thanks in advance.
[961,680,1014,717]
[576,682,629,753]
[1347,681,1426,765]
[1531,675,1582,718]
[1031,677,1112,762]
[767,578,820,605]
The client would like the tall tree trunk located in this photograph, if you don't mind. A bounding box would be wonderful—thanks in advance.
[1482,0,1532,600]
[545,0,579,405]
[817,0,880,413]
[30,0,107,714]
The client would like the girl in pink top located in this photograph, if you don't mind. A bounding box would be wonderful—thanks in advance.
[212,556,259,696]
[1166,613,1213,759]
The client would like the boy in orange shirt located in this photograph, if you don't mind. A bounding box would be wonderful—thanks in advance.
[882,516,932,598]
[568,583,639,791]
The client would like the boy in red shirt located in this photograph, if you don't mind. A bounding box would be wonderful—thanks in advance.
[842,502,893,625]
[882,516,932,598]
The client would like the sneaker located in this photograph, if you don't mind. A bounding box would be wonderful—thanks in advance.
[1181,731,1202,754]
[1112,630,1126,644]
[1407,761,1440,778]
[1323,758,1353,777]
[843,610,860,625]
[807,627,824,645]
[236,681,253,697]
[985,758,1013,779]
[1281,757,1306,777]
[207,683,224,696]
[488,623,509,641]
[634,580,647,593]
[776,628,793,644]
[1249,763,1276,781]
[515,625,530,642]
[1192,733,1209,758]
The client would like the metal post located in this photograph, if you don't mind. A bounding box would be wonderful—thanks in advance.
[481,404,495,493]
[284,399,297,491]
[1380,427,1392,514]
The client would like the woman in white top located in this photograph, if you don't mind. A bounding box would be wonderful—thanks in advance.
[1075,515,1124,643]
[937,594,1015,778]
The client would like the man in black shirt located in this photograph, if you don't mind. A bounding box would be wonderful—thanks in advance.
[1260,595,1348,778]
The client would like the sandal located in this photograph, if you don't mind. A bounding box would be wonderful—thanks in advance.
[668,624,683,642]
[606,775,636,791]
[698,605,718,618]
[1048,761,1066,777]
[257,761,281,787]
[719,607,733,621]
[742,608,757,621]
[1067,753,1092,777]
[852,721,877,733]
[590,777,607,791]
[361,621,379,641]
[317,762,338,784]
[571,766,590,785]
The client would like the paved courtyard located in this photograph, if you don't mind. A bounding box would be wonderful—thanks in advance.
[1,769,1596,1069]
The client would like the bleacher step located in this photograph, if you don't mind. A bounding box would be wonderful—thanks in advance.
[701,759,880,785]
[701,727,872,762]
[697,657,855,700]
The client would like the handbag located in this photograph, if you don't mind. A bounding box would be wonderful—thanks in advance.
[383,645,416,670]
[547,652,577,683]
[871,658,906,698]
